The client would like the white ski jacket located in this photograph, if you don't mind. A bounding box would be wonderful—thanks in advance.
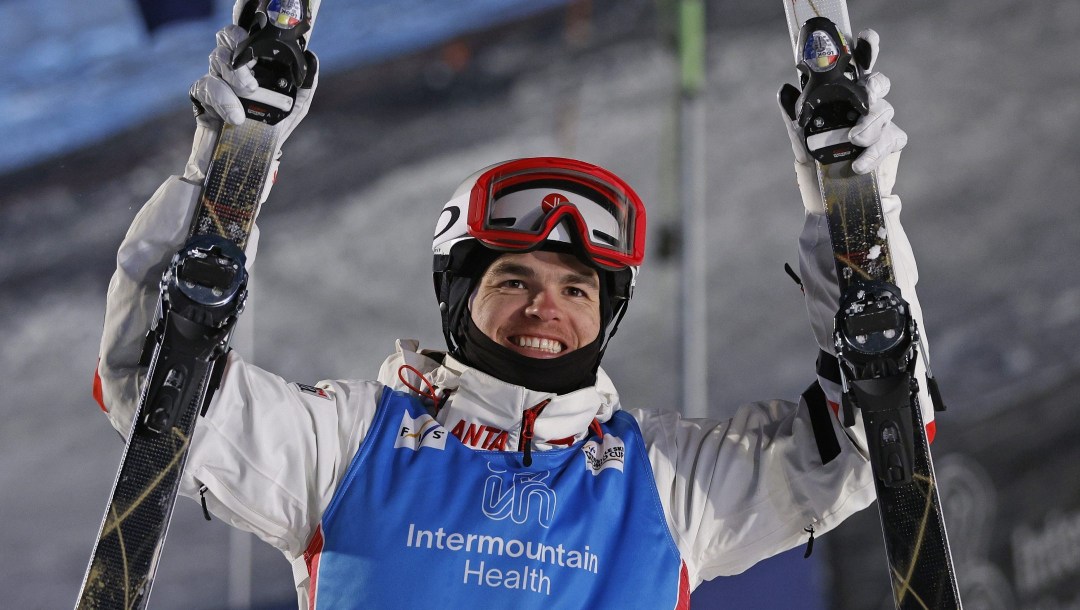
[96,164,931,607]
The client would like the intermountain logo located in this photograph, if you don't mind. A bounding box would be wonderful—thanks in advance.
[581,434,625,475]
[482,464,556,528]
[395,411,447,451]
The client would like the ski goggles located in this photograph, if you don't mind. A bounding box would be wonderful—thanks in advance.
[466,158,647,270]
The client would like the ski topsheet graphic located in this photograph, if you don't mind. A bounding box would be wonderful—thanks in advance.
[75,2,317,608]
[781,1,962,608]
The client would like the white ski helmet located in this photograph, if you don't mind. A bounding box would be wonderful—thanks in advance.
[432,157,646,364]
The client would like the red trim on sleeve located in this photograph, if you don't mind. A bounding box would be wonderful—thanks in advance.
[827,400,840,418]
[93,360,107,413]
[303,525,325,610]
[675,561,691,610]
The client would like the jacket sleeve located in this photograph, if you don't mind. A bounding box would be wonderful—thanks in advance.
[182,355,382,589]
[96,176,210,434]
[94,175,380,566]
[631,153,938,588]
[630,396,874,589]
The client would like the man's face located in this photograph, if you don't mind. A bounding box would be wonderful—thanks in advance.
[470,250,601,359]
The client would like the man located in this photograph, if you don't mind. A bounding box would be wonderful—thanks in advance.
[95,15,919,610]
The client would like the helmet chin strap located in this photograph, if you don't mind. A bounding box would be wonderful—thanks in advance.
[459,315,600,394]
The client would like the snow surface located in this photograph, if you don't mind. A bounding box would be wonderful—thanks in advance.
[0,0,571,173]
[1,0,1079,608]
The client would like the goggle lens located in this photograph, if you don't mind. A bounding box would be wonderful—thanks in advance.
[467,160,645,269]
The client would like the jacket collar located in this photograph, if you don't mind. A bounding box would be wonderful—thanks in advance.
[378,339,620,451]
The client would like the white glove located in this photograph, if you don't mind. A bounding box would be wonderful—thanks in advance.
[183,23,319,200]
[778,29,907,214]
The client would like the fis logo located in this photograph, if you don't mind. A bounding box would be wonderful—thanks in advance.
[395,411,447,451]
[481,464,557,528]
[581,434,625,475]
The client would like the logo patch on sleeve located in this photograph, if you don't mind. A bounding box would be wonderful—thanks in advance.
[294,383,333,400]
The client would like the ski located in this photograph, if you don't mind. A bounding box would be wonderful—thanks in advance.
[75,2,316,608]
[780,2,962,608]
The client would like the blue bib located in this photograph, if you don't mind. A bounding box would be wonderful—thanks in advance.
[308,389,688,608]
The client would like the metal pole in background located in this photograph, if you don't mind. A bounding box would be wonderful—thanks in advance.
[677,0,708,418]
[228,528,253,609]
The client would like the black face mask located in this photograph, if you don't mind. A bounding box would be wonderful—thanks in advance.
[459,315,600,394]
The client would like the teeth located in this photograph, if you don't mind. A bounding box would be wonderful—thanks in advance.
[516,336,563,354]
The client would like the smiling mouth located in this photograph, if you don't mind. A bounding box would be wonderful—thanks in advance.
[512,335,565,355]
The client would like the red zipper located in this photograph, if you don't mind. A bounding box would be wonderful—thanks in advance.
[517,399,551,467]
